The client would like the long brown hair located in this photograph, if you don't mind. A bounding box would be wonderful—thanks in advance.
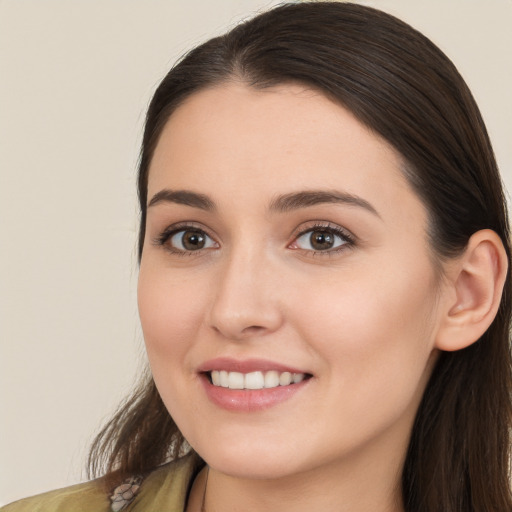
[89,3,512,510]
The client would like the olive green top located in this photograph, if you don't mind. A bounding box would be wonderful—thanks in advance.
[1,455,198,512]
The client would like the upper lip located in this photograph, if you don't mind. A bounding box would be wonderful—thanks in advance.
[197,357,310,375]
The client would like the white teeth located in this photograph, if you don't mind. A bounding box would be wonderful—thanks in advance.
[245,371,265,389]
[264,370,280,388]
[293,373,304,384]
[220,370,229,388]
[211,370,221,386]
[228,371,245,389]
[279,372,292,386]
[209,370,307,390]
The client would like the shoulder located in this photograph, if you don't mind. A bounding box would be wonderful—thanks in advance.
[1,454,201,512]
[131,453,201,511]
[0,479,108,512]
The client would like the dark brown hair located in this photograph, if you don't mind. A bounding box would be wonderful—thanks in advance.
[89,3,512,510]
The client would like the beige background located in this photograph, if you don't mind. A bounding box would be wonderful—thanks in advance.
[0,0,511,505]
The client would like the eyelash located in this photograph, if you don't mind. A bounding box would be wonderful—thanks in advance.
[291,222,355,256]
[152,221,355,256]
[152,222,216,257]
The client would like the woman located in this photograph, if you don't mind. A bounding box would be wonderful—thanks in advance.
[3,2,511,511]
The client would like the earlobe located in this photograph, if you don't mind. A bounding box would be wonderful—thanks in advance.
[435,229,508,352]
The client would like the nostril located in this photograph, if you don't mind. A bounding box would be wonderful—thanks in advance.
[241,325,266,335]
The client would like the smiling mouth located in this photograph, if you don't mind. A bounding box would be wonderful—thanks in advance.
[206,370,312,390]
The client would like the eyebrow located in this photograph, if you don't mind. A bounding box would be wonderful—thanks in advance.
[148,189,215,211]
[269,190,380,217]
[147,188,379,217]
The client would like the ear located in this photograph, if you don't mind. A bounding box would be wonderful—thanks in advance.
[435,229,508,352]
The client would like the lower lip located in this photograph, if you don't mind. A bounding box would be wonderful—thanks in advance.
[200,374,310,412]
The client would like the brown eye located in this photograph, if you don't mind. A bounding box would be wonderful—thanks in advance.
[293,226,350,252]
[182,230,206,250]
[168,229,217,252]
[309,230,335,250]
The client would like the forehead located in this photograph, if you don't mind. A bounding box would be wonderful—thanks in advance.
[147,82,425,226]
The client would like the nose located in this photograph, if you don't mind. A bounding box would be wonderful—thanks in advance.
[207,246,284,341]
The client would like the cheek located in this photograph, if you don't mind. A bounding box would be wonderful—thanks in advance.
[299,267,435,341]
[137,265,207,369]
[137,265,211,427]
[293,261,438,407]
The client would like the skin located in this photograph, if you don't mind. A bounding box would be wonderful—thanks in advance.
[138,83,452,512]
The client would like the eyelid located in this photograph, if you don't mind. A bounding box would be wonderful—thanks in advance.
[152,221,219,253]
[151,220,355,256]
[288,221,356,253]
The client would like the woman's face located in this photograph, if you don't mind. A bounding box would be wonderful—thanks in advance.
[138,83,446,480]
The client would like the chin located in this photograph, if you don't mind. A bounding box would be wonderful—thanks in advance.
[191,437,307,480]
[208,455,300,481]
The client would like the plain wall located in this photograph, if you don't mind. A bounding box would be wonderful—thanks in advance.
[1,0,511,505]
